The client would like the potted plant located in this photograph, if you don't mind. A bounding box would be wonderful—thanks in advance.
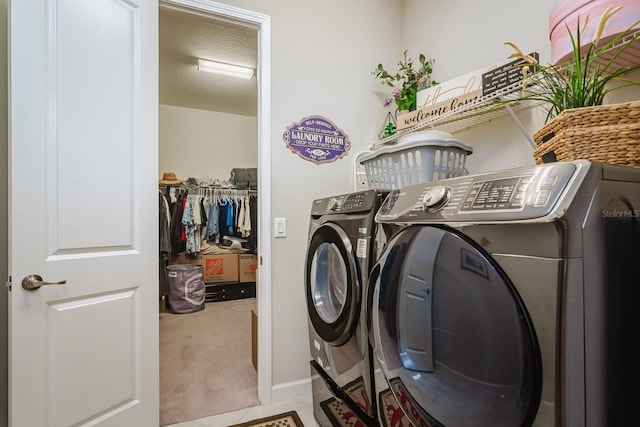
[372,50,437,114]
[505,5,640,165]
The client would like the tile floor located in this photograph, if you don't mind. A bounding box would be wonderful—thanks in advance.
[166,394,319,427]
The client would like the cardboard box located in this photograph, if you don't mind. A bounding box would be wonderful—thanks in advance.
[238,254,258,283]
[251,308,258,370]
[195,254,238,283]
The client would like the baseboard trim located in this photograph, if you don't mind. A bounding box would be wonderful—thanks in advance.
[271,377,312,402]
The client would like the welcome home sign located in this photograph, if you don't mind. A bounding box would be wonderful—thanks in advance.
[396,53,538,131]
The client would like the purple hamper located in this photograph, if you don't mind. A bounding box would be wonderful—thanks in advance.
[166,264,206,313]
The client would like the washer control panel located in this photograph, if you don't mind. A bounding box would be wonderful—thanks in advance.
[311,189,384,215]
[462,175,534,211]
[376,161,589,223]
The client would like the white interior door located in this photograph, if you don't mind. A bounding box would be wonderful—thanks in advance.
[8,0,159,425]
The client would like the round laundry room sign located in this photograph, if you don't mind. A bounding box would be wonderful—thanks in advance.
[283,115,351,164]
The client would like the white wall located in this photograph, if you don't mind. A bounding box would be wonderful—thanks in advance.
[159,105,258,182]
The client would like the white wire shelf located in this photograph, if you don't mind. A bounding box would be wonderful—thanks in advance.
[369,29,640,150]
[370,82,530,150]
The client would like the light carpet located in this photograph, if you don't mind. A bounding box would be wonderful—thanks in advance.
[160,297,259,426]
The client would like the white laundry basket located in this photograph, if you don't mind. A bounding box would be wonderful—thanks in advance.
[360,131,473,190]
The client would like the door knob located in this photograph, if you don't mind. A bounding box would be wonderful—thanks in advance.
[21,274,67,291]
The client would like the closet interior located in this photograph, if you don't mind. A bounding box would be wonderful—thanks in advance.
[159,176,259,306]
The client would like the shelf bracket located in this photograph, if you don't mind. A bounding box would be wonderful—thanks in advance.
[501,100,537,149]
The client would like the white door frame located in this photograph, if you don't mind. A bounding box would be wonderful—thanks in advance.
[159,0,272,405]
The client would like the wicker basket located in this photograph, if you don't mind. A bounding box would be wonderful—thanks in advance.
[533,101,640,146]
[532,101,640,166]
[533,122,640,166]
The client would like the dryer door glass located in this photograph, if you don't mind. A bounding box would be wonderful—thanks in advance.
[310,241,347,323]
[306,222,360,346]
[371,226,541,427]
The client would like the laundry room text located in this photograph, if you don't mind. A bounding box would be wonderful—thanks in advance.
[283,115,351,164]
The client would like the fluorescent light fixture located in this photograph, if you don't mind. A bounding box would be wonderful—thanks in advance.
[197,59,254,80]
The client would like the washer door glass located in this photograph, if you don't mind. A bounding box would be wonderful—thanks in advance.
[371,226,542,427]
[306,222,360,346]
[310,241,348,323]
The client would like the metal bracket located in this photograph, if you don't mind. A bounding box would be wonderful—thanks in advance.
[502,101,537,149]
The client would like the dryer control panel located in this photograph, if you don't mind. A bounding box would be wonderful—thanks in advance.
[376,161,591,223]
[311,189,386,216]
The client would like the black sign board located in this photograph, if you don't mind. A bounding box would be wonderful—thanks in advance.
[482,52,539,96]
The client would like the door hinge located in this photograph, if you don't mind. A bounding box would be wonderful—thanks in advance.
[5,276,11,291]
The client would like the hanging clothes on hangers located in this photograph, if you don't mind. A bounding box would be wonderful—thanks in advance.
[243,194,252,238]
[206,199,220,243]
[237,196,245,237]
[182,194,203,254]
[162,180,258,256]
[159,191,171,298]
[248,193,258,252]
[169,190,187,255]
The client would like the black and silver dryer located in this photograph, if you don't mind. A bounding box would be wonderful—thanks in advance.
[306,190,391,426]
[369,160,640,427]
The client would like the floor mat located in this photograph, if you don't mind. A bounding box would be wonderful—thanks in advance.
[320,377,370,426]
[228,410,304,427]
[378,387,412,427]
[319,377,411,427]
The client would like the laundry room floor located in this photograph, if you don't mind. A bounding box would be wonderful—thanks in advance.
[166,396,318,426]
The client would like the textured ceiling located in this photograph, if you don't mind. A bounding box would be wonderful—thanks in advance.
[159,8,258,117]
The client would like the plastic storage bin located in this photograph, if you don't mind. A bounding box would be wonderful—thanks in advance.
[166,264,206,313]
[359,131,473,190]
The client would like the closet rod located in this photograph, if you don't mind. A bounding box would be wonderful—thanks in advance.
[159,184,257,194]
